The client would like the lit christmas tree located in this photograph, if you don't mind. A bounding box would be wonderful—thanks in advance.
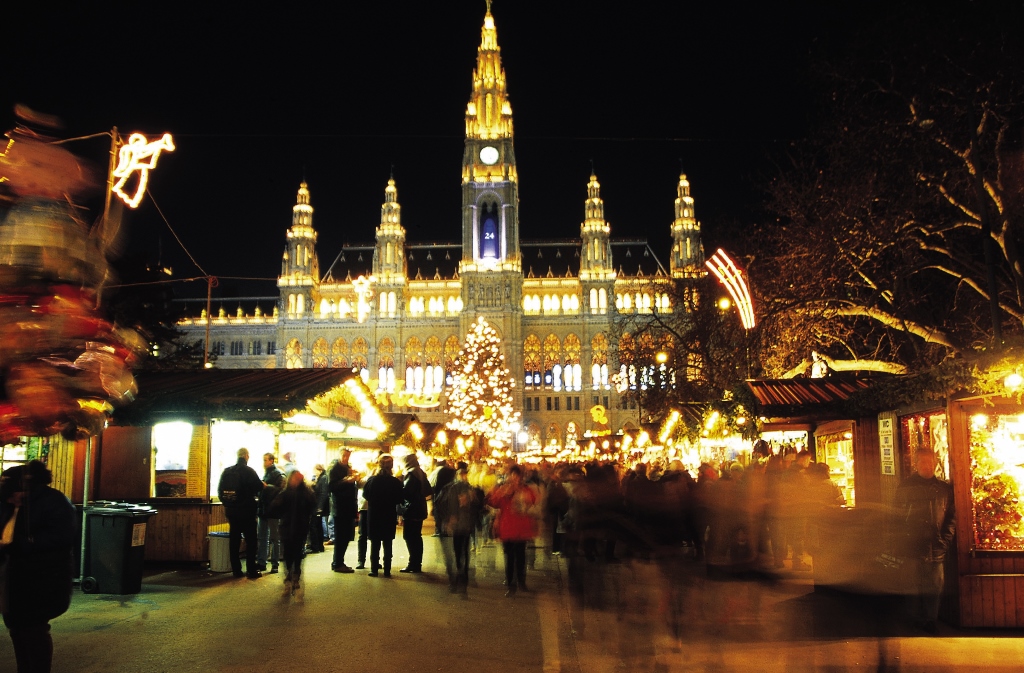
[445,317,520,456]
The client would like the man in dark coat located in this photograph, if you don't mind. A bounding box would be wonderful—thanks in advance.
[895,448,955,633]
[306,465,329,553]
[361,454,404,577]
[257,452,285,573]
[329,449,358,573]
[217,448,265,579]
[400,454,430,573]
[0,460,75,673]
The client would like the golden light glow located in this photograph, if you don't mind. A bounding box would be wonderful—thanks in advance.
[1006,372,1024,391]
[111,133,175,208]
[706,249,755,329]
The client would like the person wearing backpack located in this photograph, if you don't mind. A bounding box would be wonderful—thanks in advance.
[217,448,265,579]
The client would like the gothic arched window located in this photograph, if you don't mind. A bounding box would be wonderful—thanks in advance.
[312,338,328,369]
[479,202,499,260]
[331,338,349,368]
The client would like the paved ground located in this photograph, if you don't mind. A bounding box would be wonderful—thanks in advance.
[3,533,1023,672]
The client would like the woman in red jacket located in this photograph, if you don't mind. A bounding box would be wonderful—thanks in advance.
[487,465,537,596]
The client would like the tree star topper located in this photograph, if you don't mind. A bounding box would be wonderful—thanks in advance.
[111,133,175,209]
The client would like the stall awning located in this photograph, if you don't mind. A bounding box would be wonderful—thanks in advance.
[113,369,375,424]
[748,377,872,408]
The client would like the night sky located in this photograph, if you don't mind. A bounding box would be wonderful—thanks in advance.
[3,1,866,298]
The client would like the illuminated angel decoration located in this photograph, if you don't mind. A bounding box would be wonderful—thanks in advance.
[111,133,175,208]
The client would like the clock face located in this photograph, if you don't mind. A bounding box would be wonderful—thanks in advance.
[479,146,499,165]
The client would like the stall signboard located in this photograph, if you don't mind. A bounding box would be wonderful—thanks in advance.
[878,414,896,476]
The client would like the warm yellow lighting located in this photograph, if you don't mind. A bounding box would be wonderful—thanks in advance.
[655,351,668,364]
[706,249,755,329]
[705,410,720,431]
[1006,372,1024,391]
[971,414,989,430]
[346,426,379,440]
[843,431,853,440]
[717,297,732,311]
[111,133,175,208]
[436,430,448,445]
[409,422,423,441]
[736,416,747,426]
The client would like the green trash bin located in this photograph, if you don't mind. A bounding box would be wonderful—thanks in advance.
[81,505,157,594]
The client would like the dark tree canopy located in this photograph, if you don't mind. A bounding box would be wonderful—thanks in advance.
[754,1,1024,375]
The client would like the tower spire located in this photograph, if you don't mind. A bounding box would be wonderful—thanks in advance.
[465,3,512,140]
[373,177,406,281]
[670,173,705,278]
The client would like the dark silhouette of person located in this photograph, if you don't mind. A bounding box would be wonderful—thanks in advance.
[217,448,265,579]
[895,448,955,633]
[0,460,75,673]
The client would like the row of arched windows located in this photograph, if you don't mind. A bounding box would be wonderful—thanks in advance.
[522,294,581,315]
[614,292,672,313]
[296,289,667,320]
[518,421,581,451]
[292,335,462,395]
[523,333,610,391]
[407,295,464,317]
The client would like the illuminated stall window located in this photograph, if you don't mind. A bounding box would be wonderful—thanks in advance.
[900,411,949,481]
[967,410,1024,551]
[153,422,193,497]
[0,440,31,473]
[814,428,855,507]
[209,420,276,499]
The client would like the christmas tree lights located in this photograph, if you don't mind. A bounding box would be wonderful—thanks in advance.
[445,317,520,454]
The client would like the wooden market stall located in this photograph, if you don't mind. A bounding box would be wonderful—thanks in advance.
[85,369,385,564]
[946,393,1024,628]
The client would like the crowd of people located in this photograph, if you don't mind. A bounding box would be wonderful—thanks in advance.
[216,447,858,598]
[0,446,954,672]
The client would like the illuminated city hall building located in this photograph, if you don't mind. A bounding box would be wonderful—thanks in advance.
[177,7,706,453]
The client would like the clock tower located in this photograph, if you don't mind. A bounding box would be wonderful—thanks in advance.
[459,2,523,400]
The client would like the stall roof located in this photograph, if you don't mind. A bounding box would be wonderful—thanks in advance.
[748,377,872,407]
[747,377,875,422]
[113,369,371,424]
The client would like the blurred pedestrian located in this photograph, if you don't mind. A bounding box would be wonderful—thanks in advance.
[0,460,75,673]
[488,465,537,596]
[217,448,265,578]
[895,448,955,633]
[271,470,317,600]
[400,454,429,573]
[436,462,479,594]
[431,457,456,537]
[362,455,404,577]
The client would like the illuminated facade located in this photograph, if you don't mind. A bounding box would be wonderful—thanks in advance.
[177,6,706,453]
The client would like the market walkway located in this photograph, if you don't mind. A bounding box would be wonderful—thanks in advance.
[3,534,1023,672]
